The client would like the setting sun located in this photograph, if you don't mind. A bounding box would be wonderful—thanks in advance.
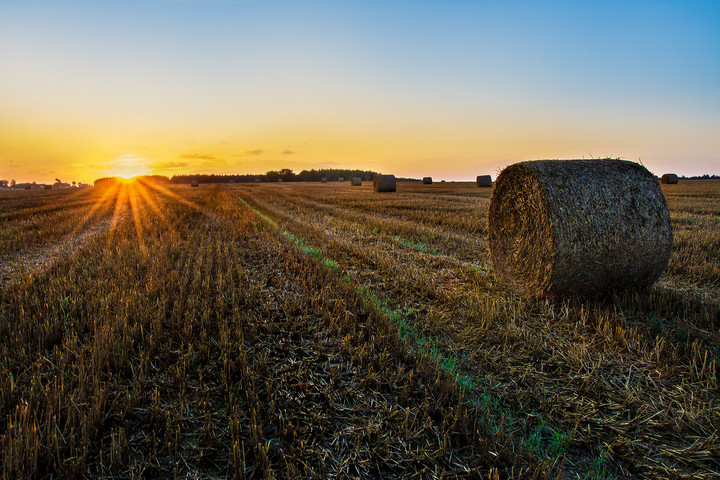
[109,155,152,180]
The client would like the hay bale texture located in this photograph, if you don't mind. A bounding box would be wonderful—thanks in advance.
[661,173,679,184]
[477,175,492,187]
[321,177,328,183]
[373,174,396,193]
[351,177,362,186]
[423,177,433,185]
[488,159,673,297]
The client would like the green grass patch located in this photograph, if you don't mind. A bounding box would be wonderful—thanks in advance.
[392,235,443,255]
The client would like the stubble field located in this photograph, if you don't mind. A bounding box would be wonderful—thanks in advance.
[1,179,718,479]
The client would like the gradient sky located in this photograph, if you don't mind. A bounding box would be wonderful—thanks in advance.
[1,0,718,184]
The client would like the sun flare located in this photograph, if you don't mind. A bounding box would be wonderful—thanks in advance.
[109,154,152,180]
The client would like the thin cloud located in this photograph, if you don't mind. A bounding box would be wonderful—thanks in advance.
[282,150,294,155]
[180,153,217,160]
[149,161,190,170]
[234,149,264,157]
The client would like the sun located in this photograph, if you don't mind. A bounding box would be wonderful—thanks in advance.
[109,154,152,180]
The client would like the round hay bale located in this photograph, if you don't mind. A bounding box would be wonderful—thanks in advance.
[423,177,433,185]
[351,177,362,186]
[477,175,492,187]
[190,180,199,187]
[488,159,673,297]
[661,173,678,184]
[338,176,344,182]
[278,178,283,182]
[374,174,396,193]
[321,177,328,183]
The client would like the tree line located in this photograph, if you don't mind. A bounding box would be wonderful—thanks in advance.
[94,169,382,186]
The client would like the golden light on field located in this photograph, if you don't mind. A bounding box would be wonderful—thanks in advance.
[87,177,205,257]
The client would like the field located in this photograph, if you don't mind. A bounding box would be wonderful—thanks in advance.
[1,179,719,479]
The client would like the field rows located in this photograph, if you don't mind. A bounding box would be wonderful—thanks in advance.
[234,182,720,478]
[1,180,719,478]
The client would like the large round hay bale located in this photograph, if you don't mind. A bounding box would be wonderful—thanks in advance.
[190,180,199,187]
[488,159,673,297]
[661,173,678,184]
[422,177,432,185]
[351,177,362,186]
[321,177,328,183]
[477,175,492,187]
[374,174,396,193]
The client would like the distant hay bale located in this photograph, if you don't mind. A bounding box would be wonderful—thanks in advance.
[254,177,260,183]
[190,180,199,187]
[338,176,344,182]
[374,174,396,193]
[661,173,679,184]
[423,177,433,185]
[476,175,492,187]
[278,178,283,182]
[441,180,446,183]
[488,159,673,297]
[321,177,328,183]
[351,177,362,186]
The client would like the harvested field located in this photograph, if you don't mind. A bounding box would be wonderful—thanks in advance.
[1,179,719,479]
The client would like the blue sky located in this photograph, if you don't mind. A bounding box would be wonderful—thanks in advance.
[1,0,718,182]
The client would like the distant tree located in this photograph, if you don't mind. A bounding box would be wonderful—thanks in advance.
[279,168,295,181]
[94,177,121,187]
[72,181,77,187]
[136,175,170,184]
[0,180,7,188]
[55,178,62,184]
[10,180,16,187]
[265,170,279,182]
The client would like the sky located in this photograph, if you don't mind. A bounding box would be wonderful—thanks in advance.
[1,0,718,184]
